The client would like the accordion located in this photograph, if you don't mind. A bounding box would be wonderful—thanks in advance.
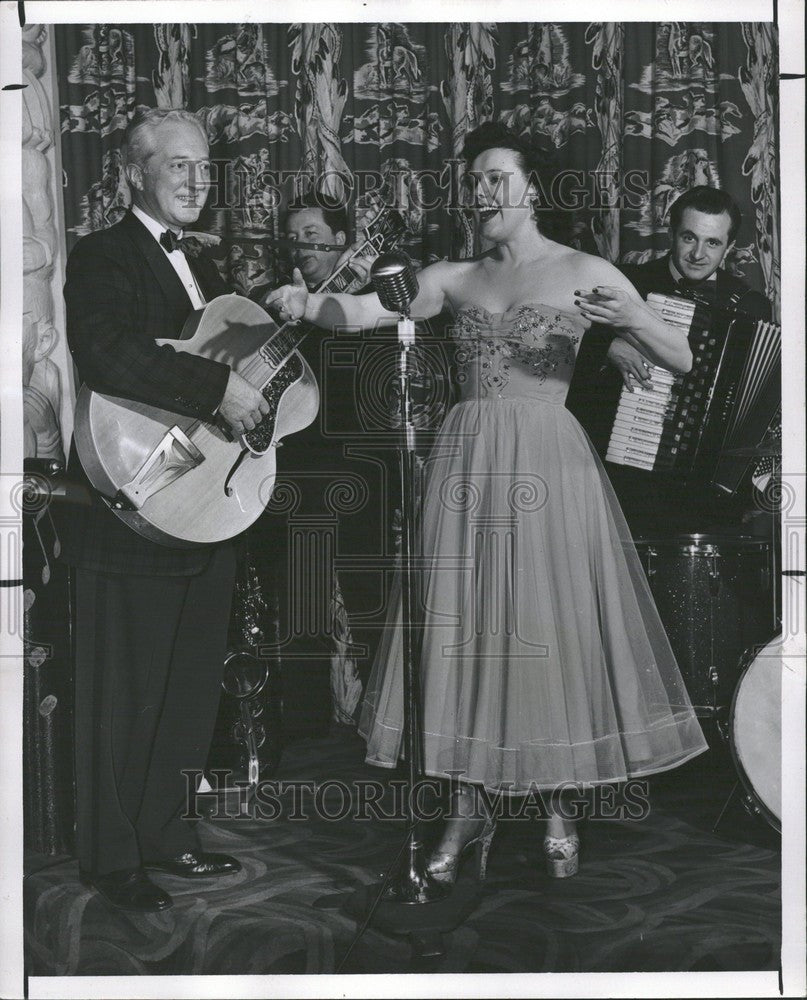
[605,292,780,494]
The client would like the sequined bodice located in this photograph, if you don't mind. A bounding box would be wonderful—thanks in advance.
[451,302,583,403]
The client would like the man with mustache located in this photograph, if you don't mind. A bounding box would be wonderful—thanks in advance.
[62,108,268,911]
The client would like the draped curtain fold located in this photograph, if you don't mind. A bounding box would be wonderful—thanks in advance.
[55,21,779,313]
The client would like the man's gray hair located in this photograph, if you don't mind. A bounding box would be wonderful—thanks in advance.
[121,107,208,170]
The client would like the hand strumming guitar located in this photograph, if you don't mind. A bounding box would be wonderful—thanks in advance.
[218,370,270,436]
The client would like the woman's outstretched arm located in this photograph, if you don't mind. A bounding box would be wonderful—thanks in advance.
[264,260,453,331]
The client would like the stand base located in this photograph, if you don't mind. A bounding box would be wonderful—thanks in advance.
[342,880,482,957]
[381,839,450,904]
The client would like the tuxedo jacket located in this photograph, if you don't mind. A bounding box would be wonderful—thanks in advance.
[61,211,232,575]
[620,253,772,321]
[566,253,773,456]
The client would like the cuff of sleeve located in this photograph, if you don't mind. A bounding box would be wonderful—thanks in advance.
[174,358,231,419]
[205,361,231,419]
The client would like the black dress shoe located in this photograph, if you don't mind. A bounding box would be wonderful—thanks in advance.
[79,868,173,912]
[144,850,242,878]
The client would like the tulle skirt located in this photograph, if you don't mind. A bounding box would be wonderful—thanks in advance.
[357,397,708,792]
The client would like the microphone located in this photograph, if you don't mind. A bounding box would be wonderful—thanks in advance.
[370,252,419,316]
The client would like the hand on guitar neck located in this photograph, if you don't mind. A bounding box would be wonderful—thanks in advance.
[218,370,270,437]
[331,243,373,288]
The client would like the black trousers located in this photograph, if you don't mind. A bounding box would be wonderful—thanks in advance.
[73,545,236,875]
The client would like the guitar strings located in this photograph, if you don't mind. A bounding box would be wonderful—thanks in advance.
[175,212,401,450]
[177,258,368,450]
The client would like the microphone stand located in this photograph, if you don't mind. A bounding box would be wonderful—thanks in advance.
[339,254,482,966]
[380,309,447,906]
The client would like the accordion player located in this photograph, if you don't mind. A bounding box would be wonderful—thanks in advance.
[566,187,775,537]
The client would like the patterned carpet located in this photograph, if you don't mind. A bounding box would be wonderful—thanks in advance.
[24,731,780,977]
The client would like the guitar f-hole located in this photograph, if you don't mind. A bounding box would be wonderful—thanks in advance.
[224,448,250,497]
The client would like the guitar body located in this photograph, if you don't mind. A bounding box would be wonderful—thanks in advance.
[74,294,318,547]
[74,208,406,548]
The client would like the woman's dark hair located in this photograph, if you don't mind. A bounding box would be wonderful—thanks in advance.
[461,121,567,242]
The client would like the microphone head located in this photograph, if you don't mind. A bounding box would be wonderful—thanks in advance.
[370,252,419,314]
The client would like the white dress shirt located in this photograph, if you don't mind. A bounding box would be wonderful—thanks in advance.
[132,205,206,309]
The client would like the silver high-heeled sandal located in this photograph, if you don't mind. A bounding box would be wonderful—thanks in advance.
[425,814,496,886]
[543,832,580,878]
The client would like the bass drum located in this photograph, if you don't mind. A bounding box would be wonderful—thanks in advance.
[730,635,782,831]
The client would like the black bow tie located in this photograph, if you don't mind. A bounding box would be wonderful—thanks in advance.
[160,229,204,258]
[674,277,716,305]
[675,273,710,290]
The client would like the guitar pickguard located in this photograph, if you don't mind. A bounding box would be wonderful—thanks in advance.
[244,354,305,454]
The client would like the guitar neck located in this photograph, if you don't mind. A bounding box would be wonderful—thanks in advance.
[259,228,391,366]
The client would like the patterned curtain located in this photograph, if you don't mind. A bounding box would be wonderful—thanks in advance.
[55,21,779,313]
[53,22,780,724]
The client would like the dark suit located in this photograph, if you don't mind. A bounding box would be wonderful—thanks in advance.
[566,254,772,535]
[62,211,230,575]
[63,211,237,875]
[621,253,772,322]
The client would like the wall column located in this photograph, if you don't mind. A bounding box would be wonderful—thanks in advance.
[22,24,74,461]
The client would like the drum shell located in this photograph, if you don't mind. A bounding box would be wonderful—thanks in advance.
[634,534,772,715]
[730,635,782,831]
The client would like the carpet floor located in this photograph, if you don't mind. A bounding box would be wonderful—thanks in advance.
[24,730,781,977]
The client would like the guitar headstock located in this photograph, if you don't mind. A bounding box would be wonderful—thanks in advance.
[319,208,409,295]
[362,208,407,250]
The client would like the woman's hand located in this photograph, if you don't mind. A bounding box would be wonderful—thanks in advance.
[574,265,692,373]
[264,267,309,322]
[607,338,653,392]
[575,285,642,330]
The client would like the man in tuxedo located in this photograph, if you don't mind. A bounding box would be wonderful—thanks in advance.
[619,186,772,322]
[62,108,269,911]
[567,185,772,534]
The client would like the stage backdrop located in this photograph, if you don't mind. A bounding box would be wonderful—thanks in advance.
[49,20,780,729]
[54,22,779,316]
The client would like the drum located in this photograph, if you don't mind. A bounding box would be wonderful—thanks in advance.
[634,534,773,716]
[730,635,782,831]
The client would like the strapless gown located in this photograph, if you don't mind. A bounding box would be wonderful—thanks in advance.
[358,303,708,790]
